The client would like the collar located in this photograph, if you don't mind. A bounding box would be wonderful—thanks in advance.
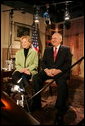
[53,44,60,51]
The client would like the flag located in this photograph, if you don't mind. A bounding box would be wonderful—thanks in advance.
[31,23,40,52]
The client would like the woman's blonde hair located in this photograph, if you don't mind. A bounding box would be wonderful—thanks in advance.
[20,35,32,43]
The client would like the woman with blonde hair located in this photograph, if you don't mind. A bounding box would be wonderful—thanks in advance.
[12,35,38,88]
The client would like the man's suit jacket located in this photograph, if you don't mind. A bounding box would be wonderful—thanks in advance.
[42,45,72,79]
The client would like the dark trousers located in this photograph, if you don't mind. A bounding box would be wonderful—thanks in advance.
[12,71,31,88]
[32,70,69,114]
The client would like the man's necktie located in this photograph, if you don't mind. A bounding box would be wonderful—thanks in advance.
[54,47,58,61]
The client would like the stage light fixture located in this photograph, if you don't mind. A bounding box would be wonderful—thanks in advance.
[43,4,51,25]
[34,14,39,23]
[64,10,70,21]
[64,2,70,21]
[43,11,51,25]
[33,6,40,23]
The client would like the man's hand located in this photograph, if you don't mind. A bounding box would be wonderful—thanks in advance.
[44,68,62,77]
[44,68,53,76]
[51,69,62,76]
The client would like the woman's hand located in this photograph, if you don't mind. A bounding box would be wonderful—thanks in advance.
[19,68,31,75]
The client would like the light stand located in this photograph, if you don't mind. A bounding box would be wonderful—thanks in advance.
[7,9,14,60]
[1,8,15,70]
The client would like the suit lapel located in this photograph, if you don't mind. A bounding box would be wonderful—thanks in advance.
[51,47,54,61]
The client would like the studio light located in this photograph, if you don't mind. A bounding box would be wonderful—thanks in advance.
[64,1,70,21]
[33,6,40,23]
[43,4,51,25]
[64,9,70,21]
[34,14,39,23]
[43,11,51,25]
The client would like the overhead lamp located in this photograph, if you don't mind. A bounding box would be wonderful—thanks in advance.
[43,10,51,25]
[33,6,40,23]
[43,4,51,25]
[64,2,70,21]
[34,14,39,23]
[64,10,70,21]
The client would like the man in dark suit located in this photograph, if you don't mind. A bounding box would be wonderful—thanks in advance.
[31,33,72,124]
